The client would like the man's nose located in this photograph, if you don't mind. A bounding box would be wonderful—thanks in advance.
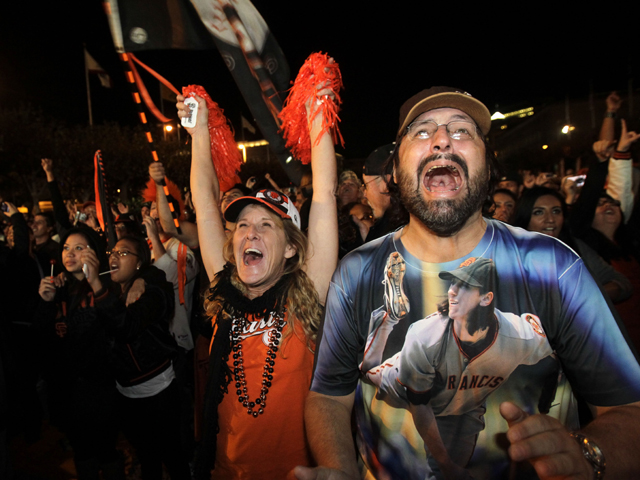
[430,125,451,153]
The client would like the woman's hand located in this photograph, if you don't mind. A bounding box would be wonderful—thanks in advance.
[126,278,146,306]
[38,276,57,302]
[176,94,209,137]
[80,248,103,293]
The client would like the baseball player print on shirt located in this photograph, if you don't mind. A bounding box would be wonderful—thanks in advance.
[360,255,553,478]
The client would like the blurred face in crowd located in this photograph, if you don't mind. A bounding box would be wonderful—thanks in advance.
[338,180,361,206]
[592,196,622,234]
[221,188,245,213]
[233,204,295,298]
[32,214,52,240]
[349,203,375,230]
[396,108,489,236]
[497,180,520,197]
[109,238,142,287]
[294,173,313,209]
[363,175,391,221]
[62,233,90,280]
[83,204,97,219]
[527,195,563,238]
[115,222,128,240]
[492,192,516,224]
[140,205,150,218]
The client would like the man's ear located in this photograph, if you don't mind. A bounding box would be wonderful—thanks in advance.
[479,291,494,307]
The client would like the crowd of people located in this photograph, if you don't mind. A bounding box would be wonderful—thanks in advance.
[1,84,639,480]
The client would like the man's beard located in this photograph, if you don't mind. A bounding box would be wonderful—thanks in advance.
[397,153,489,237]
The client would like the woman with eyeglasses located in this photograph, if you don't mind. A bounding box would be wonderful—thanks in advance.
[82,235,191,480]
[35,227,122,479]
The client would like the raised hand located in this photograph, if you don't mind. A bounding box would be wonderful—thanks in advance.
[149,161,166,185]
[176,94,209,137]
[41,158,55,181]
[617,119,640,153]
[606,91,622,113]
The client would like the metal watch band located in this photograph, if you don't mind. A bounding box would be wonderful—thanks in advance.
[570,432,605,480]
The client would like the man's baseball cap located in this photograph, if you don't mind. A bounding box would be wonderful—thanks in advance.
[364,143,395,176]
[439,257,495,288]
[499,171,522,185]
[224,189,301,229]
[397,87,492,138]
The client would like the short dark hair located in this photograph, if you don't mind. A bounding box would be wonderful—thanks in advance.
[36,211,55,229]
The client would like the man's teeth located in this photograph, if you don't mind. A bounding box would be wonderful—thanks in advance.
[427,165,458,175]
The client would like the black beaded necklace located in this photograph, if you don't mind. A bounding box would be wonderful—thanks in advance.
[230,308,287,417]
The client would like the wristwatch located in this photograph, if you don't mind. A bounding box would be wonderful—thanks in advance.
[570,432,605,480]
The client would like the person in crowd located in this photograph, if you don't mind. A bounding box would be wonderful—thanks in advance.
[337,170,362,208]
[337,201,373,258]
[83,235,191,480]
[220,183,252,235]
[513,186,631,305]
[497,171,523,198]
[361,143,408,242]
[348,202,374,241]
[35,226,122,480]
[490,188,517,224]
[31,211,59,275]
[1,201,43,445]
[298,86,640,480]
[570,124,640,354]
[40,158,107,259]
[179,73,338,479]
[147,165,200,354]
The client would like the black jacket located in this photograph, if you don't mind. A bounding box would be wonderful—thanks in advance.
[96,266,177,387]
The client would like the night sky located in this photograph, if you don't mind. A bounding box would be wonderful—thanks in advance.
[1,1,637,159]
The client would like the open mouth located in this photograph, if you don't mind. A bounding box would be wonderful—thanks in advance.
[110,263,119,272]
[424,164,463,193]
[243,248,263,266]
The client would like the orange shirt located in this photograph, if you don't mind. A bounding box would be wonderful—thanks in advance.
[213,312,314,479]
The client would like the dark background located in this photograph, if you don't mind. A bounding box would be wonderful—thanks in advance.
[1,1,638,160]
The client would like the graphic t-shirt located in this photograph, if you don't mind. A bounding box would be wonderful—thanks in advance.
[214,311,314,479]
[312,220,640,480]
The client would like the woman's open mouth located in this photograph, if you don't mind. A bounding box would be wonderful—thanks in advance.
[243,248,263,266]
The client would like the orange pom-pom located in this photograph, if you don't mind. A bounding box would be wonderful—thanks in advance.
[279,53,344,164]
[142,178,186,221]
[182,85,242,192]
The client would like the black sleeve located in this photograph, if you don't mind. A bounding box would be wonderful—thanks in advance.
[47,179,72,234]
[569,158,608,239]
[10,212,31,257]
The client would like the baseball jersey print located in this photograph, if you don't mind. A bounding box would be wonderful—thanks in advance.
[312,220,640,480]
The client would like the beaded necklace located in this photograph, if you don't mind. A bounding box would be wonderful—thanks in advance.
[230,308,286,417]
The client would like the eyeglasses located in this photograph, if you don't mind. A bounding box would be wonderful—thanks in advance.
[363,176,382,191]
[108,250,139,258]
[406,120,478,141]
